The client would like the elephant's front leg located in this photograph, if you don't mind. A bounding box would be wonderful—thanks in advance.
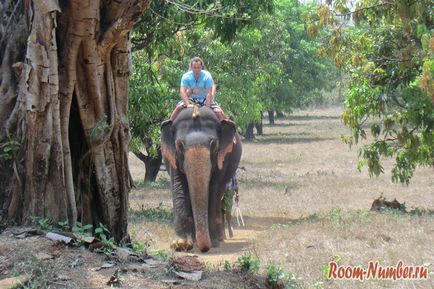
[215,185,227,242]
[171,169,195,248]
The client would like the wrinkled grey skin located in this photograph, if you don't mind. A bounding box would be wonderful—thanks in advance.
[161,106,242,252]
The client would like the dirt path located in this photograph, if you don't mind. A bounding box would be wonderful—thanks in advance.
[128,106,434,288]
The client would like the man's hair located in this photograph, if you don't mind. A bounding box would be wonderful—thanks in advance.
[189,57,205,69]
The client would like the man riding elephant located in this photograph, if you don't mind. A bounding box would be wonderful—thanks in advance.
[170,57,228,121]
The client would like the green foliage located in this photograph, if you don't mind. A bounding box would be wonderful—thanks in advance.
[21,257,54,289]
[133,0,274,51]
[88,115,111,143]
[128,51,177,158]
[57,220,70,231]
[150,248,172,261]
[94,222,116,246]
[224,259,232,271]
[72,222,93,236]
[141,203,174,222]
[131,240,149,258]
[266,263,286,285]
[184,0,337,131]
[129,0,336,152]
[135,177,170,190]
[35,217,53,231]
[128,0,275,158]
[308,0,434,184]
[237,252,260,273]
[130,203,174,224]
[0,138,20,161]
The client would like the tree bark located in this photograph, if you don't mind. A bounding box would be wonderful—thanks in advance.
[245,123,255,140]
[255,111,263,135]
[134,150,162,183]
[0,0,151,242]
[268,110,275,125]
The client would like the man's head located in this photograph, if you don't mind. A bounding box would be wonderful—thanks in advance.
[189,57,204,76]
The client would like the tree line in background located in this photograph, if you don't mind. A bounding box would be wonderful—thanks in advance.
[129,0,433,185]
[305,0,433,184]
[128,0,339,182]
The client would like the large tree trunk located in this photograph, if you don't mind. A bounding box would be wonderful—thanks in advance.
[255,112,263,135]
[133,150,162,183]
[245,123,255,140]
[0,0,151,242]
[268,110,275,125]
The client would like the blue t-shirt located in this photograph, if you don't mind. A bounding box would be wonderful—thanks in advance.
[180,70,213,102]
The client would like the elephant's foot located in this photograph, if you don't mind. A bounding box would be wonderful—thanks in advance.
[170,239,193,252]
[211,238,220,248]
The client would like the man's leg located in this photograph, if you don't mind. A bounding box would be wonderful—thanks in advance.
[213,107,228,121]
[226,212,234,238]
[170,104,185,121]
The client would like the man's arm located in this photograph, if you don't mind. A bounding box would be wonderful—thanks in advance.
[180,86,190,107]
[205,87,213,107]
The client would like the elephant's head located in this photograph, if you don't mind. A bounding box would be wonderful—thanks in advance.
[161,106,237,252]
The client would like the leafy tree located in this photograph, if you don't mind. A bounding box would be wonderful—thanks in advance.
[128,51,181,182]
[307,0,433,184]
[187,0,337,136]
[128,0,275,176]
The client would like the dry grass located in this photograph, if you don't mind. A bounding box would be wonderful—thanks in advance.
[128,106,434,288]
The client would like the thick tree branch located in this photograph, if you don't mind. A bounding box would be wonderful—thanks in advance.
[99,0,152,55]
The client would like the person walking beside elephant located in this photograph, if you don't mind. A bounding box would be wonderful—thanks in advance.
[170,57,227,121]
[221,173,239,238]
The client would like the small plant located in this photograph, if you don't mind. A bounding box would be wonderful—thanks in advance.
[95,223,112,242]
[35,217,53,231]
[286,272,303,289]
[95,246,115,259]
[89,115,111,142]
[224,260,232,271]
[266,263,285,285]
[329,208,342,223]
[94,223,116,258]
[57,220,70,231]
[72,222,93,236]
[20,256,54,289]
[0,138,20,161]
[237,252,260,273]
[137,203,174,223]
[150,249,171,261]
[132,240,149,258]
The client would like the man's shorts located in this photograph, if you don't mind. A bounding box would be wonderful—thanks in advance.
[221,189,236,213]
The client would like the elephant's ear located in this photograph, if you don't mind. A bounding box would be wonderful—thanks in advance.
[218,120,236,170]
[161,120,177,170]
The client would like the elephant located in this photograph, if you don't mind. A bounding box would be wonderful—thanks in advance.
[161,105,242,252]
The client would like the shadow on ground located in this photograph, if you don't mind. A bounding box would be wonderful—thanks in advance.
[285,115,342,121]
[245,135,334,145]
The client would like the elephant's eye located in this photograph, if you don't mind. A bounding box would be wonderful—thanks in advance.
[209,138,218,153]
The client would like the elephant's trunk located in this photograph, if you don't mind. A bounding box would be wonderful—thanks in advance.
[184,146,212,252]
